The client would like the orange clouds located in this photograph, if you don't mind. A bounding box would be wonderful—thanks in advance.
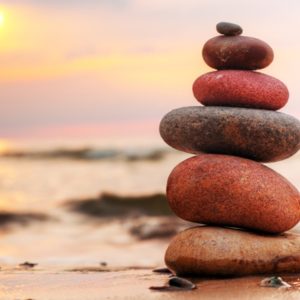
[0,2,296,87]
[0,1,300,138]
[0,3,212,87]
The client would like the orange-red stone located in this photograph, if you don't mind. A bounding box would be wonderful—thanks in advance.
[193,70,289,110]
[167,154,300,233]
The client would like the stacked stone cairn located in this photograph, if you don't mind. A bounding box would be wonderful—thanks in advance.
[159,22,300,277]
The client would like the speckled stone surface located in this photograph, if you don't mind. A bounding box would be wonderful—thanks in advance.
[193,70,289,110]
[165,226,300,276]
[202,35,274,70]
[159,106,300,162]
[166,154,300,233]
[216,22,243,36]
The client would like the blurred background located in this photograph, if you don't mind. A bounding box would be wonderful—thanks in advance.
[0,0,299,270]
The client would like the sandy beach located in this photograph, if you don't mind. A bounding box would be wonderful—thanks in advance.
[1,268,300,300]
[0,140,298,298]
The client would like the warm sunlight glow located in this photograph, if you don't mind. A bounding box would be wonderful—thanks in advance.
[0,12,4,27]
[0,139,10,154]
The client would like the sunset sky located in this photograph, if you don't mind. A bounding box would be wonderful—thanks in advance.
[0,0,300,138]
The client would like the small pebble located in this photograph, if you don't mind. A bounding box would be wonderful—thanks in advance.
[152,267,172,274]
[19,261,38,268]
[149,276,196,291]
[169,277,196,289]
[216,22,243,36]
[260,276,291,288]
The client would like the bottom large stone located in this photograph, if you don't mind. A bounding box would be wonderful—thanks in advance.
[165,226,300,277]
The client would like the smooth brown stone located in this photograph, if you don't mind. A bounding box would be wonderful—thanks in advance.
[216,22,243,36]
[202,35,274,70]
[165,226,300,277]
[167,154,300,233]
[159,106,300,162]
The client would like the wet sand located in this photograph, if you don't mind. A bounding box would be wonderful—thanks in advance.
[1,269,300,300]
[0,144,299,299]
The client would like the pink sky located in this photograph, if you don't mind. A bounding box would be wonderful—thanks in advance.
[0,0,299,138]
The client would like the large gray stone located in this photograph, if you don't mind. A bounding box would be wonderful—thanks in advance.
[159,106,300,162]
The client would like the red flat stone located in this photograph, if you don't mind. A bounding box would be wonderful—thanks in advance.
[193,70,289,110]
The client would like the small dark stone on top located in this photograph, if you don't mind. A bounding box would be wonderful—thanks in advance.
[216,22,243,36]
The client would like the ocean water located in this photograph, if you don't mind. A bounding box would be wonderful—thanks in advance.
[0,137,299,269]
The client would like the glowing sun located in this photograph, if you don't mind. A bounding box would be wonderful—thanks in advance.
[0,139,10,154]
[0,12,4,27]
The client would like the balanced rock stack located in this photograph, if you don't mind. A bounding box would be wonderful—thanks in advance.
[159,22,300,277]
